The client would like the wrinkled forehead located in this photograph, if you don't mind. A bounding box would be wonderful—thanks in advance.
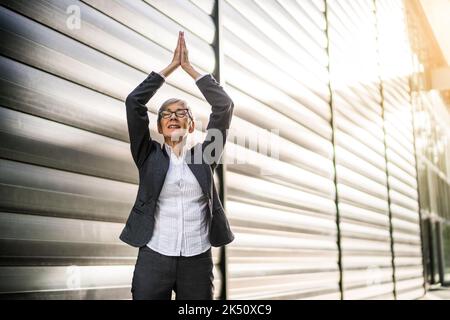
[160,101,189,112]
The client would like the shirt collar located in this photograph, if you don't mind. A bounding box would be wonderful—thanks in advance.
[164,142,188,161]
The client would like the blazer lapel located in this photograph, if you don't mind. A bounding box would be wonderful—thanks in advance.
[186,144,210,199]
[152,144,170,200]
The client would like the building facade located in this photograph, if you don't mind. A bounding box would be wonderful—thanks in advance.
[0,0,448,299]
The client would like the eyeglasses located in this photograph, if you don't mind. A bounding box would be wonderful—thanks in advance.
[159,109,191,119]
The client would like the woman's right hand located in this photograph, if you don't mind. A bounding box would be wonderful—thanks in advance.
[170,31,182,67]
[159,32,182,78]
[160,31,200,80]
[180,31,201,80]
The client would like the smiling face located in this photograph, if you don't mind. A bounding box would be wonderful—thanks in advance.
[157,101,195,143]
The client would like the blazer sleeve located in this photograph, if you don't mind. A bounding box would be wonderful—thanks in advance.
[196,74,235,172]
[125,71,165,169]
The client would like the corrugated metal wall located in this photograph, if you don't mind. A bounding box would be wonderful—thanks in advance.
[0,0,427,300]
[375,0,425,299]
[327,0,394,299]
[222,0,340,299]
[0,0,222,299]
[405,0,450,287]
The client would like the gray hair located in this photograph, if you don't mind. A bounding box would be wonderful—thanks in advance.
[157,98,194,125]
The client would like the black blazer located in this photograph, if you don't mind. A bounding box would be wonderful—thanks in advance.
[119,71,235,248]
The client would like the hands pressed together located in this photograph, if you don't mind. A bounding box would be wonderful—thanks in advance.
[160,31,201,80]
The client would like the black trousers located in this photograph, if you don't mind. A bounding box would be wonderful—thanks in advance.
[131,245,214,300]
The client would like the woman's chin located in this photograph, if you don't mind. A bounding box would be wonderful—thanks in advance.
[167,129,186,140]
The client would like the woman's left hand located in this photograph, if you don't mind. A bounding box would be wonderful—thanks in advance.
[180,31,192,71]
[180,32,202,80]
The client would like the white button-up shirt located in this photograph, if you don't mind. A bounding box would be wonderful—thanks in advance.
[147,143,211,256]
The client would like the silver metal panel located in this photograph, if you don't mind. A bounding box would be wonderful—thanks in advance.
[223,0,339,299]
[0,0,221,299]
[0,0,432,300]
[327,0,394,299]
[376,0,425,299]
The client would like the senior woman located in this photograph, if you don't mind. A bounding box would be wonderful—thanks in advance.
[119,31,235,300]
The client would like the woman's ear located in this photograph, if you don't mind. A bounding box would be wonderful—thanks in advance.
[188,119,195,133]
[157,121,163,134]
